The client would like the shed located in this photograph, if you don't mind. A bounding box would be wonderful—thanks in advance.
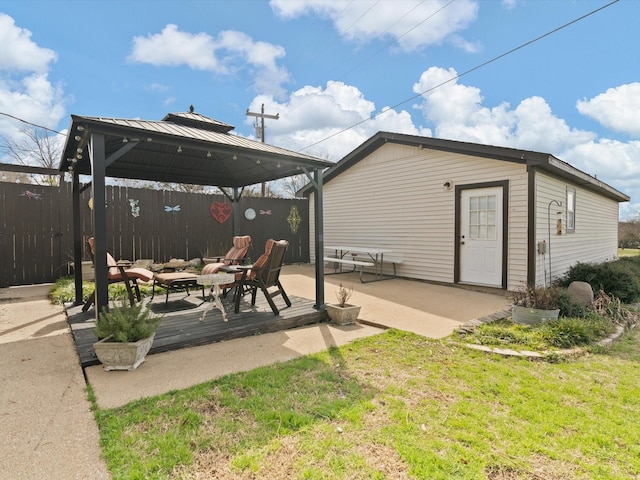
[58,111,333,316]
[302,131,629,290]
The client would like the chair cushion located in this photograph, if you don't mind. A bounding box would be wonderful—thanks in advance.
[154,272,198,286]
[224,235,252,264]
[233,235,251,249]
[201,262,225,275]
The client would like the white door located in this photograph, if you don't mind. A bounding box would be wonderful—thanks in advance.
[459,187,503,287]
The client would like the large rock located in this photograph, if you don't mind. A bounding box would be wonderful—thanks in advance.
[567,281,594,305]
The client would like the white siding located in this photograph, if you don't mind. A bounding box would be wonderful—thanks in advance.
[534,172,619,286]
[311,143,529,287]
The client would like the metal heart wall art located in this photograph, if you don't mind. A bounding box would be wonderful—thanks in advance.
[210,202,232,223]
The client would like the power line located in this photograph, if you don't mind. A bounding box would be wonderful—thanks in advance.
[301,0,620,153]
[0,111,65,136]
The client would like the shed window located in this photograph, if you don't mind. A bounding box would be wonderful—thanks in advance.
[566,188,576,233]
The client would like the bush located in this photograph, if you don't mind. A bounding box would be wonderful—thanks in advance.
[558,261,640,304]
[94,304,162,342]
[540,314,615,349]
[556,290,587,318]
[511,283,560,309]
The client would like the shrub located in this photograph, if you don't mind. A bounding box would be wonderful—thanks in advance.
[511,283,560,309]
[540,315,615,349]
[94,304,162,343]
[556,290,587,318]
[558,261,640,304]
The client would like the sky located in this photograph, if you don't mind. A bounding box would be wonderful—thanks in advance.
[1,0,639,218]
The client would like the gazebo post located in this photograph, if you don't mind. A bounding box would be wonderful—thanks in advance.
[89,133,109,318]
[72,170,83,305]
[232,187,240,236]
[313,168,325,310]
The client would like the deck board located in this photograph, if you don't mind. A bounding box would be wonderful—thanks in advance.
[67,292,327,369]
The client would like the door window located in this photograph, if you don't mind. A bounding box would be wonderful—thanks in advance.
[468,195,497,240]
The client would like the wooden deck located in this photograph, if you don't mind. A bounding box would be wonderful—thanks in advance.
[67,290,327,369]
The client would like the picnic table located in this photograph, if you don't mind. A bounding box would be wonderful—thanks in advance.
[323,245,402,283]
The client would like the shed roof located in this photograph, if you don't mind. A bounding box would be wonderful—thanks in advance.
[300,131,629,203]
[59,112,332,187]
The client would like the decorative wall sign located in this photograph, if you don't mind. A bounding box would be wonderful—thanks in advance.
[210,202,232,223]
[20,190,42,200]
[164,205,181,212]
[287,205,301,233]
[244,208,256,220]
[129,199,140,217]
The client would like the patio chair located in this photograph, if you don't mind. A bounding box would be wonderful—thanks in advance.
[201,235,252,274]
[234,239,291,315]
[200,235,252,295]
[82,237,154,312]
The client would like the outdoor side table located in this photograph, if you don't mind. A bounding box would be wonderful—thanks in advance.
[197,273,236,322]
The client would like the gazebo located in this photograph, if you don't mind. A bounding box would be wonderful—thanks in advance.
[58,110,333,319]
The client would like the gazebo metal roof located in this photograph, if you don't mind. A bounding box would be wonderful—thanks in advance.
[59,110,331,317]
[59,112,331,188]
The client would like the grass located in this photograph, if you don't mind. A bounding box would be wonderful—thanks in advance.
[618,248,640,257]
[92,326,640,479]
[458,314,617,352]
[49,276,154,305]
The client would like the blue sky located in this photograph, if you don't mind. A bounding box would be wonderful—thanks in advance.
[1,0,639,217]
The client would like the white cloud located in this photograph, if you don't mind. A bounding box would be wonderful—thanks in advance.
[412,66,595,152]
[0,13,57,73]
[270,0,479,52]
[0,15,66,145]
[247,81,429,160]
[128,25,290,97]
[576,83,640,137]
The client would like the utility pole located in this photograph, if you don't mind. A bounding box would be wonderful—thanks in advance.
[246,103,279,197]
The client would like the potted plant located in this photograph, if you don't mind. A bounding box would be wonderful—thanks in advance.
[326,283,361,325]
[511,283,561,325]
[93,303,162,371]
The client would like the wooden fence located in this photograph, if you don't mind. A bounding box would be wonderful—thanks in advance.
[0,181,310,287]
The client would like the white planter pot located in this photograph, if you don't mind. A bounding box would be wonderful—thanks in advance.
[326,304,361,325]
[93,333,155,371]
[512,305,560,325]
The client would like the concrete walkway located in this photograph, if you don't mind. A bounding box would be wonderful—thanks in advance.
[0,265,510,479]
[0,285,110,480]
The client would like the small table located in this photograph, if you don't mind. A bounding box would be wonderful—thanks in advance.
[197,273,236,322]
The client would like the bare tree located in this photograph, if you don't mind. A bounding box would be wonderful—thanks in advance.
[619,216,640,249]
[156,182,208,194]
[0,127,63,186]
[278,174,309,198]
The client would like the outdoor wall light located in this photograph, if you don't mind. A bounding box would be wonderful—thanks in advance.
[177,145,182,153]
[256,159,261,164]
[232,154,238,160]
[206,151,212,158]
[122,138,128,143]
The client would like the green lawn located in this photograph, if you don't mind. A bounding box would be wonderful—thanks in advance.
[93,326,640,479]
[618,248,640,257]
